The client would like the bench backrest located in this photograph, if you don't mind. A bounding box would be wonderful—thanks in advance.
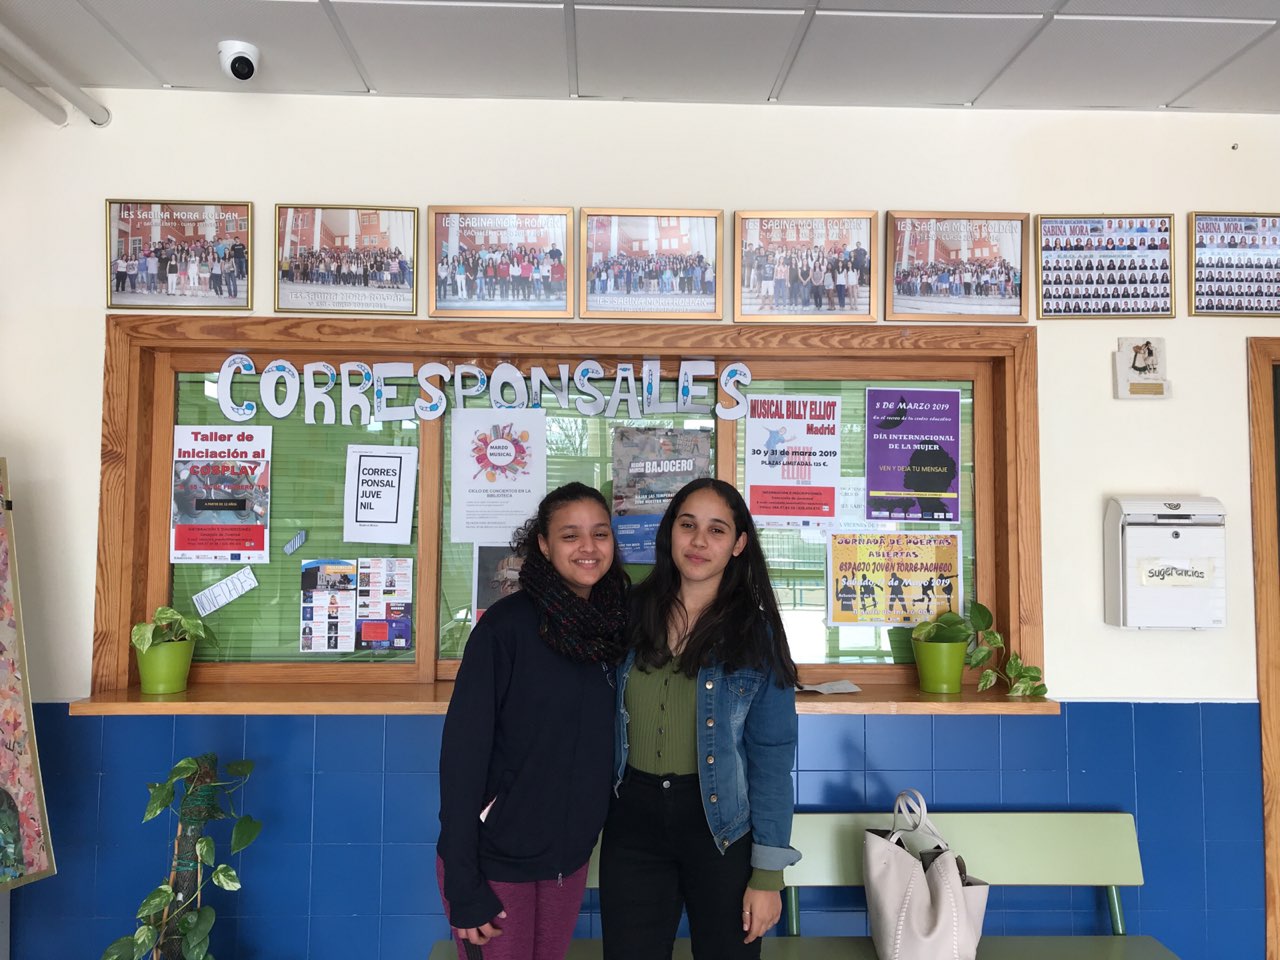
[788,811,1143,887]
[585,811,1143,888]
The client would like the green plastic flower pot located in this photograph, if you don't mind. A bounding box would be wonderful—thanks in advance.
[136,639,195,695]
[911,638,967,694]
[887,626,915,664]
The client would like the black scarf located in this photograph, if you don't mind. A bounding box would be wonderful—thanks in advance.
[517,549,628,665]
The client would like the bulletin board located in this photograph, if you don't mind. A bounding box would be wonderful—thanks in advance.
[90,316,1041,694]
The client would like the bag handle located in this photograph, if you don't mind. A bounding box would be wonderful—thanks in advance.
[887,788,949,851]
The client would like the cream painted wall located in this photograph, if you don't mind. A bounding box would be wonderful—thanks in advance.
[1,89,1276,702]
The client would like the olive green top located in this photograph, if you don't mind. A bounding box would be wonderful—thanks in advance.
[625,656,699,775]
[624,656,784,892]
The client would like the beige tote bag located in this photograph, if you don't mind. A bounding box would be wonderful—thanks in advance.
[864,789,989,960]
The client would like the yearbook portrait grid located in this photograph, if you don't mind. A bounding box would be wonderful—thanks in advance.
[1039,215,1172,318]
[1192,214,1280,316]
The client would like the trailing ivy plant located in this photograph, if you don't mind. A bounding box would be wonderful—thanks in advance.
[913,602,1048,697]
[101,754,261,960]
[130,606,217,655]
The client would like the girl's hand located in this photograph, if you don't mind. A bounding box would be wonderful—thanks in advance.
[456,911,507,945]
[742,888,781,943]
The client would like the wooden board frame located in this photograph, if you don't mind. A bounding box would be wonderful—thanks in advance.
[1246,337,1280,957]
[93,315,1043,697]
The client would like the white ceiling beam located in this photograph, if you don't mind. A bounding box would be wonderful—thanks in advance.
[0,56,67,126]
[0,18,109,125]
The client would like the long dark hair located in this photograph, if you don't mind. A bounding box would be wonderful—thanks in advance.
[630,478,797,686]
[511,481,628,593]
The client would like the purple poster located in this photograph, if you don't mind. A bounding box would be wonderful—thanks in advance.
[864,388,962,523]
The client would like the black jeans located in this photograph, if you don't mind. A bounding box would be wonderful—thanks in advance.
[600,768,759,960]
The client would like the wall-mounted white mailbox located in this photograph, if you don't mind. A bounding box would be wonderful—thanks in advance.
[1103,496,1226,629]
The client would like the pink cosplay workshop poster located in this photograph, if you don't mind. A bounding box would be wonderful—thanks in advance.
[0,460,55,888]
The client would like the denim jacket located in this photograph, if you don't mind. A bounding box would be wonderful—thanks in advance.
[614,648,802,872]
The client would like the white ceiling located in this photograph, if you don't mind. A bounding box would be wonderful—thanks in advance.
[1,0,1278,112]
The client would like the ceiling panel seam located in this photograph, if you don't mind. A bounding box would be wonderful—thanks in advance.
[968,0,1065,107]
[75,0,166,87]
[565,0,579,97]
[322,0,378,94]
[768,1,817,103]
[1166,19,1280,108]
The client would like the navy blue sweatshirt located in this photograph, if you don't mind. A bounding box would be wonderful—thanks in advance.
[437,590,616,928]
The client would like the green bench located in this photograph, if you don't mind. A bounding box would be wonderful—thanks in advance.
[430,811,1178,959]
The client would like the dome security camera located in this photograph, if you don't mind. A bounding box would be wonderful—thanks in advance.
[218,41,259,82]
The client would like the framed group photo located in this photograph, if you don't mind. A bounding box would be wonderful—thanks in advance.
[428,206,572,318]
[1189,212,1280,316]
[1038,214,1174,318]
[734,211,877,322]
[107,199,251,310]
[275,205,418,315]
[885,211,1029,322]
[580,208,723,320]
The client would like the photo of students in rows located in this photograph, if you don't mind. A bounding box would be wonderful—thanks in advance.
[1195,297,1280,313]
[276,206,415,315]
[1043,294,1171,314]
[889,217,1024,317]
[1192,267,1280,311]
[431,211,569,316]
[1038,216,1173,317]
[1193,215,1280,315]
[1042,256,1171,279]
[583,213,719,317]
[1042,263,1172,315]
[108,201,250,309]
[737,216,873,318]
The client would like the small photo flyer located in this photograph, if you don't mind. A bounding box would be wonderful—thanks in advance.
[356,557,414,651]
[473,544,524,623]
[171,425,272,563]
[300,559,357,652]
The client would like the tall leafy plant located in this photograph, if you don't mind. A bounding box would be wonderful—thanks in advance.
[101,754,261,960]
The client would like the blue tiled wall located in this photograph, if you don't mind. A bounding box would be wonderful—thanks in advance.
[13,702,1262,959]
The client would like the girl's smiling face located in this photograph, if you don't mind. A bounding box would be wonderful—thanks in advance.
[538,499,614,598]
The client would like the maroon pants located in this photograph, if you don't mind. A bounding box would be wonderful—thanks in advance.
[437,856,588,960]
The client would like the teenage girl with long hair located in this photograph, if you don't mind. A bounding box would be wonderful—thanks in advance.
[601,477,800,959]
[438,482,629,960]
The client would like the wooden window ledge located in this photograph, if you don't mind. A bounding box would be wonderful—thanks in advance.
[68,682,1058,716]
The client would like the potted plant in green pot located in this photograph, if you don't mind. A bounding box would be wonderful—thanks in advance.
[910,612,970,693]
[131,606,215,695]
[911,602,1048,697]
[101,753,261,960]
